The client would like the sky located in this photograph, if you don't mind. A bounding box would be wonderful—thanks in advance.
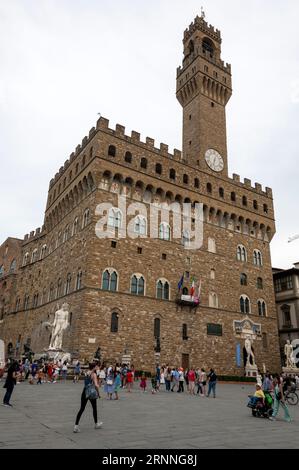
[0,0,298,268]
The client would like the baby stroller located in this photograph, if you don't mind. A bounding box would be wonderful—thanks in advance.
[247,392,273,418]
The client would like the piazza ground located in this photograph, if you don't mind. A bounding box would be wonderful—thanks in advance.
[0,380,298,449]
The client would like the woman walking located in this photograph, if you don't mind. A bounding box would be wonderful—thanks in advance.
[3,362,18,407]
[207,368,217,398]
[73,361,81,383]
[74,363,103,433]
[269,375,292,423]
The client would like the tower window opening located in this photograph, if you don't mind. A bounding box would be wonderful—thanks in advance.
[202,38,214,57]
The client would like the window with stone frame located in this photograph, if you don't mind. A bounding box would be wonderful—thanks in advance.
[130,274,145,296]
[108,208,122,228]
[240,273,248,286]
[182,323,188,340]
[253,250,263,267]
[108,145,116,157]
[258,299,267,317]
[134,215,147,236]
[281,304,292,328]
[82,208,90,228]
[170,168,176,180]
[111,312,119,333]
[209,292,219,308]
[72,217,79,236]
[237,245,247,262]
[76,271,83,290]
[240,295,250,314]
[257,277,263,289]
[65,273,72,295]
[125,151,132,163]
[102,269,118,291]
[140,157,147,169]
[9,259,16,272]
[156,279,170,300]
[159,222,171,241]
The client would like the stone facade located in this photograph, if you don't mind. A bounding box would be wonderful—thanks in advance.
[0,14,281,374]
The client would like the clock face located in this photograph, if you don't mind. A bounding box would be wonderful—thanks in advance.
[205,149,224,172]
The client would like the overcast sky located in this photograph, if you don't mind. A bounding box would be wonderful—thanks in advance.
[0,0,298,268]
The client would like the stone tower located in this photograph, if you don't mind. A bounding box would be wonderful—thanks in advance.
[176,13,232,174]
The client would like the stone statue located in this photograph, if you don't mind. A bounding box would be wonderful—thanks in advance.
[284,340,296,368]
[245,336,256,367]
[44,303,70,350]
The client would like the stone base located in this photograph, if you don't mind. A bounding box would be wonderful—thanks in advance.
[41,349,71,363]
[245,365,258,377]
[282,367,299,375]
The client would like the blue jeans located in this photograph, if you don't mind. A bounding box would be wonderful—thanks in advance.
[3,384,14,404]
[272,397,291,422]
[207,381,216,397]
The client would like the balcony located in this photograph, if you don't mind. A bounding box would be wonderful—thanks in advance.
[175,294,200,309]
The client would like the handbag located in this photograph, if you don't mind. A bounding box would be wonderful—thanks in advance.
[106,379,113,385]
[85,382,98,400]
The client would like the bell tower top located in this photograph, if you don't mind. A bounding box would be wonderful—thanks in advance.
[176,14,232,174]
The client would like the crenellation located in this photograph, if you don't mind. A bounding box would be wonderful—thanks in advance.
[89,127,96,138]
[244,178,251,187]
[160,143,169,154]
[36,228,41,236]
[97,117,109,130]
[173,149,182,161]
[255,183,262,192]
[232,174,240,183]
[115,124,125,136]
[63,160,69,170]
[146,137,155,147]
[75,145,81,156]
[24,234,29,241]
[131,130,141,142]
[70,152,75,162]
[266,187,273,198]
[30,231,34,238]
[82,136,88,147]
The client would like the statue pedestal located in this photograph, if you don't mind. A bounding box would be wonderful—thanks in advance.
[245,364,258,378]
[44,349,71,363]
[282,367,299,375]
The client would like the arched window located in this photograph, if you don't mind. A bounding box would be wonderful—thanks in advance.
[208,237,216,253]
[170,169,176,180]
[237,245,247,262]
[240,295,251,314]
[159,222,171,241]
[108,208,122,228]
[15,298,20,312]
[253,250,263,266]
[72,217,79,236]
[31,249,38,263]
[183,174,189,184]
[210,269,215,280]
[194,178,200,189]
[125,151,132,163]
[108,145,116,157]
[263,204,268,214]
[155,163,162,175]
[111,312,119,333]
[258,300,267,317]
[134,215,147,235]
[253,200,258,210]
[23,252,30,266]
[33,293,39,308]
[207,183,212,194]
[219,187,224,198]
[156,279,170,300]
[182,323,188,340]
[182,230,190,247]
[57,278,62,297]
[63,225,70,242]
[82,208,90,228]
[209,292,218,308]
[140,157,147,169]
[24,294,30,310]
[9,259,16,273]
[257,277,263,289]
[240,273,247,286]
[130,274,145,295]
[40,245,47,259]
[202,37,214,57]
[242,196,247,207]
[102,269,118,291]
[231,192,236,202]
[76,271,82,290]
[65,273,72,295]
[154,318,160,338]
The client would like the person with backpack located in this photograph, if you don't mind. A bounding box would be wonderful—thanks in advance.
[269,374,292,422]
[73,363,103,433]
[207,368,217,398]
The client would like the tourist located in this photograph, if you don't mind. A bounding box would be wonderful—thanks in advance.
[24,359,31,380]
[121,364,128,388]
[269,375,292,423]
[62,361,68,381]
[105,368,115,400]
[74,363,102,433]
[171,368,179,392]
[207,368,217,398]
[114,371,121,400]
[37,367,43,385]
[126,369,133,392]
[262,373,273,392]
[73,361,81,383]
[98,365,106,387]
[188,368,196,395]
[155,365,161,391]
[31,361,38,382]
[164,367,172,392]
[140,374,147,393]
[52,364,59,383]
[178,368,185,393]
[3,361,18,407]
[199,368,207,396]
[160,366,165,389]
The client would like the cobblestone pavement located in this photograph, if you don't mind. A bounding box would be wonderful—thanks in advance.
[0,380,298,449]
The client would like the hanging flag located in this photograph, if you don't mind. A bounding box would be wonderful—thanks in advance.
[178,274,184,291]
[190,277,195,297]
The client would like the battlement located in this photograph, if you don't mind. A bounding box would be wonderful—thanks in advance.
[230,173,273,198]
[96,116,182,161]
[23,225,46,244]
[184,15,221,43]
[177,52,231,77]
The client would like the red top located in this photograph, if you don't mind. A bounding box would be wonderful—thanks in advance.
[126,371,133,383]
[188,370,196,381]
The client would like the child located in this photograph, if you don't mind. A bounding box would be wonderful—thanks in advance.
[151,377,157,394]
[140,374,147,392]
[37,368,43,385]
[114,371,121,400]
